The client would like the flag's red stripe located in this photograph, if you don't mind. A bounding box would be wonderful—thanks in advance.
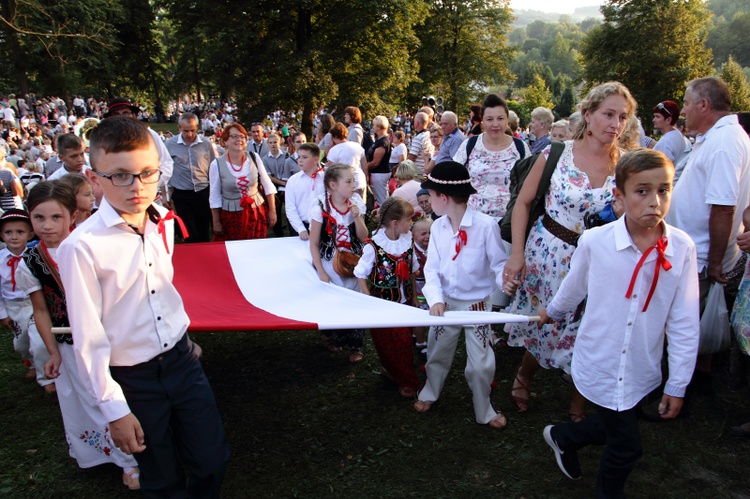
[173,242,318,332]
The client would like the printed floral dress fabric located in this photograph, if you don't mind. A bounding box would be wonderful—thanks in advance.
[458,135,522,220]
[506,141,616,373]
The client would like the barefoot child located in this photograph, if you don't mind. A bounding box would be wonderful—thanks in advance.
[16,181,141,489]
[414,161,515,429]
[285,142,325,240]
[354,196,420,397]
[411,215,433,356]
[0,210,36,380]
[58,117,230,496]
[58,174,96,225]
[310,163,368,362]
[540,149,699,496]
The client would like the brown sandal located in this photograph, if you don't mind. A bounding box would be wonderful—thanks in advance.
[510,368,534,412]
[399,386,417,399]
[321,334,342,353]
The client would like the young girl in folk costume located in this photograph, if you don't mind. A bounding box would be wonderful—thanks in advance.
[209,123,277,241]
[16,181,141,490]
[58,174,96,226]
[354,197,421,397]
[411,215,433,357]
[310,163,369,363]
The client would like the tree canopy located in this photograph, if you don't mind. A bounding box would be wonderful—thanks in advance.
[3,0,750,126]
[580,0,713,129]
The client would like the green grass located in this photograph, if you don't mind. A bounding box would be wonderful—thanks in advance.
[146,122,178,134]
[2,330,750,498]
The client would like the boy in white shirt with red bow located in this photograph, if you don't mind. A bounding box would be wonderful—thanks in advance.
[414,161,515,429]
[58,117,230,497]
[539,149,699,497]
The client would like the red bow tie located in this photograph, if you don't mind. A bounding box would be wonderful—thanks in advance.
[7,255,22,291]
[452,229,467,261]
[625,236,672,312]
[157,211,189,254]
[311,167,324,180]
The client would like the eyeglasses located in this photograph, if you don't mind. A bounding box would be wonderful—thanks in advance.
[657,102,672,117]
[228,134,247,141]
[93,169,162,186]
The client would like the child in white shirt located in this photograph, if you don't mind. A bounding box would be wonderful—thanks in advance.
[57,117,229,496]
[539,149,699,496]
[285,142,325,240]
[0,210,37,382]
[414,161,515,429]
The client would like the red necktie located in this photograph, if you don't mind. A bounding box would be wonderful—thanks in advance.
[7,255,22,291]
[452,229,467,261]
[310,168,324,189]
[625,236,672,312]
[157,211,189,254]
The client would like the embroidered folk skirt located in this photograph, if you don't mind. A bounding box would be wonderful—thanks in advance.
[214,205,268,241]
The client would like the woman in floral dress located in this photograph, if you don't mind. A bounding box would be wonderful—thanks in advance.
[453,93,529,221]
[453,94,530,316]
[503,82,637,421]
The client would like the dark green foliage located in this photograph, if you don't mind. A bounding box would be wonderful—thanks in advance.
[580,0,713,126]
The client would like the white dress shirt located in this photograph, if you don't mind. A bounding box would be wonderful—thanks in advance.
[149,128,173,190]
[547,216,700,411]
[666,114,750,272]
[326,141,368,191]
[284,168,325,234]
[422,208,507,306]
[47,163,91,181]
[57,199,190,423]
[0,247,29,304]
[208,153,277,210]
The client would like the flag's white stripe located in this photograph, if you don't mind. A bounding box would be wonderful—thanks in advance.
[224,237,531,330]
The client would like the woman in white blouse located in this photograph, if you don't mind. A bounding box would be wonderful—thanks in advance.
[209,124,277,240]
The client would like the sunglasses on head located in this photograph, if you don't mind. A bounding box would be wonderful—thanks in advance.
[657,102,672,117]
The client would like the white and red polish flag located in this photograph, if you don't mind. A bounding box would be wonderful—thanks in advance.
[172,237,532,331]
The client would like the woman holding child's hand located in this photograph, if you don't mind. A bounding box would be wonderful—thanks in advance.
[504,82,636,423]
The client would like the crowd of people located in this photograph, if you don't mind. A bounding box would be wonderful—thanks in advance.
[1,76,750,497]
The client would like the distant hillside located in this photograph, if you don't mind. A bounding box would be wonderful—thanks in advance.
[512,5,602,27]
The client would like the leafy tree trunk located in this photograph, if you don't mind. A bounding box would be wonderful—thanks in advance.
[0,0,28,95]
[192,44,201,100]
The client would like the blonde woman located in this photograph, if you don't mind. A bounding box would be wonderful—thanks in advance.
[504,82,637,422]
[390,160,422,210]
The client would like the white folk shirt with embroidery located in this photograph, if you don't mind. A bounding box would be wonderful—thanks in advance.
[546,216,700,411]
[208,153,277,209]
[422,208,507,306]
[57,199,190,423]
[353,231,420,303]
[309,193,366,252]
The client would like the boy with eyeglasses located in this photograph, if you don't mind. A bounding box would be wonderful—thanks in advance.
[59,117,230,497]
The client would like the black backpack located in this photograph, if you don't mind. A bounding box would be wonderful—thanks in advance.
[499,141,565,243]
[361,128,374,154]
[463,134,526,167]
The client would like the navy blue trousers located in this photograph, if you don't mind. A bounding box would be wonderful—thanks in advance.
[552,404,643,499]
[111,334,230,498]
[171,188,212,243]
